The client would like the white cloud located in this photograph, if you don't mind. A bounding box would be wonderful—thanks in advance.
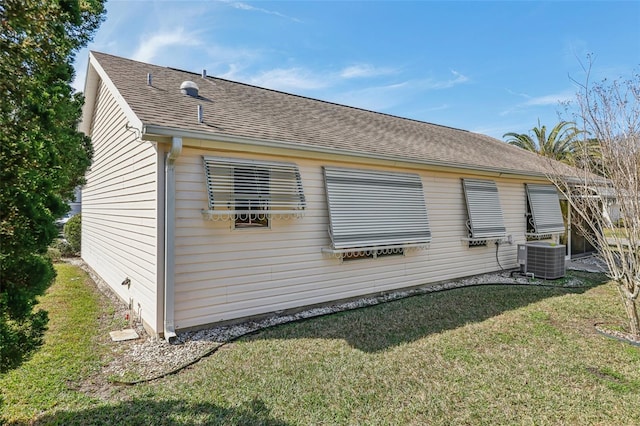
[500,90,575,116]
[523,91,574,106]
[225,1,302,22]
[506,88,531,99]
[247,68,329,92]
[427,70,469,89]
[131,28,201,63]
[340,64,397,79]
[329,81,413,112]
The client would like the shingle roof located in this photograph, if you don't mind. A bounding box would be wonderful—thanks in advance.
[89,51,557,176]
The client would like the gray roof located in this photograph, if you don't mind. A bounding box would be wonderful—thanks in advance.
[89,51,558,177]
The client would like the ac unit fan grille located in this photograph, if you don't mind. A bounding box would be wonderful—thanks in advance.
[518,242,566,279]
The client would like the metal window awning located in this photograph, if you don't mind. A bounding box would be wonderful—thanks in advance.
[462,178,506,239]
[202,156,306,219]
[323,167,431,250]
[525,183,565,234]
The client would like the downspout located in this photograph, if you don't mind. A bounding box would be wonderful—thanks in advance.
[164,136,182,341]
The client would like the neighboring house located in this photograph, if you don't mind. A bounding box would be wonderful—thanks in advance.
[69,186,82,216]
[80,51,569,339]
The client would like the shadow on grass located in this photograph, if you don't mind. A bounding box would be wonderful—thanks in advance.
[247,281,606,353]
[8,398,290,426]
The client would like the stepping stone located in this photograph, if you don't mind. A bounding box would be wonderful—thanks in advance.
[109,329,139,342]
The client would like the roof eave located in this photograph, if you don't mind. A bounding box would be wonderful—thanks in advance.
[142,124,550,179]
[83,51,143,135]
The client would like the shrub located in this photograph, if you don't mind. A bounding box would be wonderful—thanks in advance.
[47,247,62,263]
[50,239,74,258]
[63,214,81,254]
[0,254,53,373]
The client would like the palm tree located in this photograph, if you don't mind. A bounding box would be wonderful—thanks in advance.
[503,120,584,164]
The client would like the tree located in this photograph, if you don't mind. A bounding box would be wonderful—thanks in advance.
[503,120,584,164]
[550,64,639,338]
[0,0,105,372]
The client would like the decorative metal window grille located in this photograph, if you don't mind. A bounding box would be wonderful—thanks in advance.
[462,178,506,240]
[233,167,270,227]
[525,183,565,235]
[202,156,306,222]
[323,167,431,254]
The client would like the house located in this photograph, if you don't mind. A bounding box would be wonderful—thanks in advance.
[80,51,569,339]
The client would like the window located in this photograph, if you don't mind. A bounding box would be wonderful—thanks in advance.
[525,183,565,236]
[202,157,306,225]
[233,166,270,228]
[322,167,431,257]
[461,178,506,242]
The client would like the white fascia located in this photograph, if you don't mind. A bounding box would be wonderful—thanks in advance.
[142,124,550,180]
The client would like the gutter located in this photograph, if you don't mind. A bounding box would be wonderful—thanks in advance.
[163,136,182,342]
[142,124,551,180]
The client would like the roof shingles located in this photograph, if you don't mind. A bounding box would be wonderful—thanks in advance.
[90,51,554,176]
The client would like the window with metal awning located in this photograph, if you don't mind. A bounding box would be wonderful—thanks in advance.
[201,156,306,225]
[525,183,565,237]
[322,167,432,257]
[461,178,507,243]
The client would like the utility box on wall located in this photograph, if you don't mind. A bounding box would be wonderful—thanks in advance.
[517,242,566,279]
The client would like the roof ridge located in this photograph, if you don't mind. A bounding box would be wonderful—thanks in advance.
[91,50,472,136]
[88,50,562,177]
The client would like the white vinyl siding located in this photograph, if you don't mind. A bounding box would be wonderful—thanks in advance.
[172,147,533,330]
[462,178,507,239]
[81,79,159,332]
[525,184,565,235]
[323,167,431,250]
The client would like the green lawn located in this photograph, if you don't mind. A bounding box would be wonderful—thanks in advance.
[2,265,639,425]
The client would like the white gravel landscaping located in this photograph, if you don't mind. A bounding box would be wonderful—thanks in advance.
[67,256,606,385]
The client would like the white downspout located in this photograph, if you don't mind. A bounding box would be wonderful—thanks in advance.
[164,136,182,341]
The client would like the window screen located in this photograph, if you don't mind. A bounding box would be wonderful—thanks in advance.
[462,178,506,239]
[323,167,431,250]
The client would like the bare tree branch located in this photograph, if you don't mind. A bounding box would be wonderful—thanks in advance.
[550,59,640,336]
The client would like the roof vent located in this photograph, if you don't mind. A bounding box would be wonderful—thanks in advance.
[180,80,199,97]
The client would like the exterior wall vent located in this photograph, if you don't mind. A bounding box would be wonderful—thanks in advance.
[517,242,566,279]
[180,80,199,97]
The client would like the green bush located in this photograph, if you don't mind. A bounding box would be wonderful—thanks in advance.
[47,247,62,263]
[0,254,53,373]
[50,238,75,258]
[63,214,81,254]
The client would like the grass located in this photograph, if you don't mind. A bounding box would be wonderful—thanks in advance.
[2,266,640,425]
[604,227,627,238]
[0,264,106,422]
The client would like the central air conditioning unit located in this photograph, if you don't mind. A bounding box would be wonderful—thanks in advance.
[517,242,566,279]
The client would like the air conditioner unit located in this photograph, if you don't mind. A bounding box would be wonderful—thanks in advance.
[517,242,566,279]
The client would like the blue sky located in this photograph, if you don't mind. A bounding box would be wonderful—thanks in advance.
[73,0,640,140]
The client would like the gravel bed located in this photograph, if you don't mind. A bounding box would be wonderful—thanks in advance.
[66,256,603,387]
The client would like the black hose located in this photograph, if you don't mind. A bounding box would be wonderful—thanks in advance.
[495,241,504,271]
